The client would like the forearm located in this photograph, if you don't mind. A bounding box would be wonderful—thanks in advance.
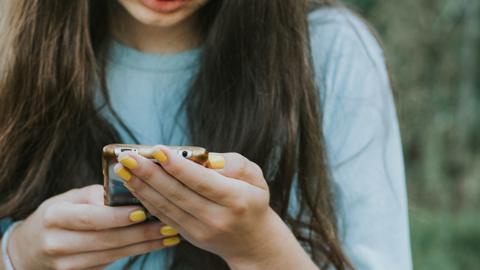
[226,210,318,270]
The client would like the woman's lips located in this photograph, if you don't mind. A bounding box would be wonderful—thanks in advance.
[140,0,188,13]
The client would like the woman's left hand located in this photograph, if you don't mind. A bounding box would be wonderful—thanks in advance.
[114,145,316,269]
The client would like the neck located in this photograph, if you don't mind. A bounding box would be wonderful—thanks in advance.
[109,3,202,53]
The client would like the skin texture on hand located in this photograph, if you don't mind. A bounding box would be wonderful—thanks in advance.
[7,185,180,270]
[116,145,318,269]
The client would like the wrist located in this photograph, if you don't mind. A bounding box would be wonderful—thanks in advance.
[224,209,279,270]
[225,208,317,270]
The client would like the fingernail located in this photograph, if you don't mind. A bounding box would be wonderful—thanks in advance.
[152,150,168,163]
[118,155,138,169]
[163,236,181,247]
[208,153,225,169]
[129,210,146,222]
[160,226,178,236]
[124,183,135,192]
[115,166,132,181]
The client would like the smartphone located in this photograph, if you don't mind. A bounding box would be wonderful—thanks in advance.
[103,144,209,206]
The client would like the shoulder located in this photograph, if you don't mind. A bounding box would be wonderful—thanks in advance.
[307,7,385,71]
[307,7,390,100]
[307,8,397,166]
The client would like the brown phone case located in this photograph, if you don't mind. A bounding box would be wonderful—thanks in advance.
[103,144,209,206]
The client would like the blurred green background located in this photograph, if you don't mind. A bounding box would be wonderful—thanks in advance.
[343,0,480,269]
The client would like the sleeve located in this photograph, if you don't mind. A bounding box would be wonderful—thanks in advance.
[0,218,13,237]
[308,8,412,270]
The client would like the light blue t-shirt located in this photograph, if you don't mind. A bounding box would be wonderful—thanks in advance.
[1,7,412,270]
[100,7,412,270]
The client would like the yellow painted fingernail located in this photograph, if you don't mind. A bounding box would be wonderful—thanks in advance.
[208,153,225,169]
[118,155,138,169]
[160,226,178,236]
[152,150,168,163]
[115,166,132,182]
[129,210,146,222]
[124,183,135,192]
[163,236,181,247]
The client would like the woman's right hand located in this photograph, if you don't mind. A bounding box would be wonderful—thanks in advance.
[7,185,180,270]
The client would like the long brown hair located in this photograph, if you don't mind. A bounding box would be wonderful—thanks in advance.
[0,0,352,269]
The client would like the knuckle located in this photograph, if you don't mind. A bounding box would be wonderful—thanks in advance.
[195,231,214,242]
[209,215,234,234]
[209,185,231,203]
[231,199,249,217]
[213,221,229,234]
[167,188,184,203]
[165,162,183,177]
[139,166,155,183]
[76,211,95,229]
[42,206,58,228]
[156,203,171,214]
[42,235,62,255]
[191,181,210,195]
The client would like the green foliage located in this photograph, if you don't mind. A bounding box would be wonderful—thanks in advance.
[342,0,480,269]
[411,210,480,269]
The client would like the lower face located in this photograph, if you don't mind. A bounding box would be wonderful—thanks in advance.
[116,0,209,28]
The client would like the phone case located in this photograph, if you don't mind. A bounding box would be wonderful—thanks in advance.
[103,144,209,206]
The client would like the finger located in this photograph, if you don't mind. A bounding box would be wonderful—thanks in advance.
[138,193,211,243]
[125,177,203,230]
[210,152,268,190]
[139,197,182,230]
[53,238,180,269]
[47,185,105,205]
[45,222,173,255]
[114,155,222,220]
[118,182,182,229]
[146,145,244,205]
[43,203,147,231]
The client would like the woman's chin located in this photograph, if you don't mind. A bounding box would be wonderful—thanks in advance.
[117,0,206,28]
[133,11,187,28]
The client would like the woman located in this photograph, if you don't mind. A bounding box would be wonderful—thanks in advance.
[0,0,412,269]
